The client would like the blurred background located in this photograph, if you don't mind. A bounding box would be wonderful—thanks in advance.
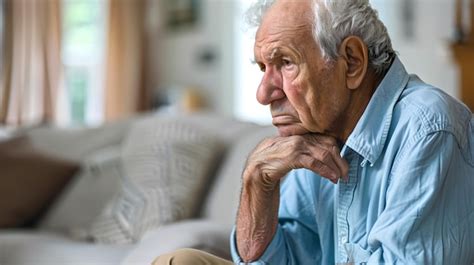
[0,0,472,128]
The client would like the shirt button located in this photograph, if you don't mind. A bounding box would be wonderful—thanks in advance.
[341,236,348,243]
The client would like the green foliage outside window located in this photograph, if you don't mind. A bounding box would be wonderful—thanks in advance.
[62,0,102,124]
[66,67,87,124]
[63,0,100,51]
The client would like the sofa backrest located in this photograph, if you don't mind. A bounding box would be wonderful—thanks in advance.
[23,119,132,162]
[32,112,276,236]
[202,125,277,226]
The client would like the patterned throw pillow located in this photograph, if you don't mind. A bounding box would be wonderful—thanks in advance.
[89,118,223,244]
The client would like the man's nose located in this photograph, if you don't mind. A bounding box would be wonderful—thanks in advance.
[256,67,284,105]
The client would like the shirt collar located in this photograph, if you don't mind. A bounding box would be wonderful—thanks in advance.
[342,57,410,165]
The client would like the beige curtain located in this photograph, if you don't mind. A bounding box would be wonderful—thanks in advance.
[104,0,153,121]
[1,0,62,126]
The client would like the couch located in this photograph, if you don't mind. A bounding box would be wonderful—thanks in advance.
[0,112,276,265]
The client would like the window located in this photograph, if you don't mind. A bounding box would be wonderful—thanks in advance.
[62,0,106,125]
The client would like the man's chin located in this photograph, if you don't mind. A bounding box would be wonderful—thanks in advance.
[276,124,309,137]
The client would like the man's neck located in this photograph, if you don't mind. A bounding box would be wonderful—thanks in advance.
[338,68,385,143]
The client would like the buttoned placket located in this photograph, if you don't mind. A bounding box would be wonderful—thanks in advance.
[335,150,361,263]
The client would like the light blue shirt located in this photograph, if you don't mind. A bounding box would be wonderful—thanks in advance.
[230,57,474,264]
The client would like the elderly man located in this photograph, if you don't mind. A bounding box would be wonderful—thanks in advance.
[154,0,474,264]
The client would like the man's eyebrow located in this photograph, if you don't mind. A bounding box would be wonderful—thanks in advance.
[253,48,282,64]
[269,48,281,61]
[251,47,285,65]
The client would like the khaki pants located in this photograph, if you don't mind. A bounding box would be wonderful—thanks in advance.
[152,248,234,265]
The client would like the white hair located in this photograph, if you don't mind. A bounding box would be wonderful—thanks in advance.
[246,0,396,74]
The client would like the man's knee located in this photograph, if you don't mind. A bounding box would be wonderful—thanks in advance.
[152,248,232,265]
[152,248,195,265]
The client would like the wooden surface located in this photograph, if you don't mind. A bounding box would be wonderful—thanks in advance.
[452,44,474,111]
[451,0,474,111]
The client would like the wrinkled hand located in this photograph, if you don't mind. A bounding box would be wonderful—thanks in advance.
[244,134,349,190]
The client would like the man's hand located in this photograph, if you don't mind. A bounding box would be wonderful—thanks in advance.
[245,134,349,187]
[236,133,348,262]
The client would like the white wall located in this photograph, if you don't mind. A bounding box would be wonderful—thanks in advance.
[233,0,270,124]
[156,0,237,116]
[372,0,459,98]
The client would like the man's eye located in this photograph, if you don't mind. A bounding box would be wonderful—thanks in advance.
[282,59,293,67]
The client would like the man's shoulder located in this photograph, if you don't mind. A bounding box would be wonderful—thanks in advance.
[392,75,471,137]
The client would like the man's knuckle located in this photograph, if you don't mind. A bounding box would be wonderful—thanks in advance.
[292,135,304,143]
[309,159,321,169]
[319,149,331,160]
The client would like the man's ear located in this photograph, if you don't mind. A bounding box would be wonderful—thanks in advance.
[338,36,368,90]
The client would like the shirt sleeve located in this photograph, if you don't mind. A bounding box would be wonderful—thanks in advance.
[363,131,474,264]
[230,169,325,264]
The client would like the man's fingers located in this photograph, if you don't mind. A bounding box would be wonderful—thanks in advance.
[331,146,349,181]
[306,133,338,146]
[298,154,340,183]
[300,137,349,183]
[247,135,349,185]
[306,147,341,178]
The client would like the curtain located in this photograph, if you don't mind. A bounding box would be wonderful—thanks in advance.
[1,0,63,126]
[104,0,153,121]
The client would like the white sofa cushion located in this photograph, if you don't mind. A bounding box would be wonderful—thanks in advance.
[120,219,231,265]
[89,118,223,244]
[0,230,132,265]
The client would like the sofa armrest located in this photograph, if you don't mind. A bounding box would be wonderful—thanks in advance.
[121,219,232,265]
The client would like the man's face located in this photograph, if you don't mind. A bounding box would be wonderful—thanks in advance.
[254,0,349,137]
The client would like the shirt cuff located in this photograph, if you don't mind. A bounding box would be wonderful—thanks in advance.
[230,225,286,264]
